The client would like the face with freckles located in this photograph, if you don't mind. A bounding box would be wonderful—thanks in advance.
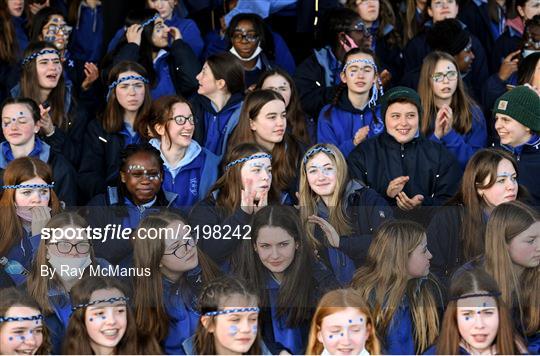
[317,308,371,355]
[14,177,51,208]
[85,288,128,355]
[385,101,419,144]
[0,306,44,355]
[35,50,63,90]
[457,295,499,354]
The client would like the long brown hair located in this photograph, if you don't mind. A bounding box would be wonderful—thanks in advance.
[418,51,475,136]
[229,89,300,193]
[132,211,220,352]
[0,287,52,354]
[306,288,381,355]
[26,212,98,315]
[102,61,152,134]
[0,0,19,63]
[299,143,353,249]
[351,220,441,354]
[208,142,278,217]
[20,41,68,130]
[484,201,540,336]
[436,268,526,355]
[449,149,523,261]
[194,276,262,355]
[0,157,61,257]
[62,276,139,354]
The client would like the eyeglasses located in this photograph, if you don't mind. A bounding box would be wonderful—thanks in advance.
[45,24,73,36]
[431,0,456,8]
[125,170,162,181]
[169,115,195,126]
[49,241,91,254]
[348,20,371,37]
[2,116,31,127]
[431,70,458,82]
[232,32,260,43]
[163,238,196,259]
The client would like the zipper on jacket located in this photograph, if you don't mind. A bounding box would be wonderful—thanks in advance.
[401,144,405,158]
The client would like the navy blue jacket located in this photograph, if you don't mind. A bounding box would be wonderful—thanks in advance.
[317,89,384,157]
[347,131,462,207]
[12,16,29,58]
[0,139,77,206]
[149,138,220,210]
[0,233,40,288]
[369,21,404,85]
[427,105,487,169]
[458,0,504,56]
[78,119,144,203]
[109,39,200,99]
[190,92,243,158]
[490,25,521,74]
[69,2,104,63]
[424,345,471,354]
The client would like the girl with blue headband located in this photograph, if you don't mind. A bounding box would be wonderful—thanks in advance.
[189,142,277,266]
[318,47,384,157]
[0,287,50,355]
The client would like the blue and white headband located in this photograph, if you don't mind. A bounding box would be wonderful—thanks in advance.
[71,296,129,311]
[225,153,272,170]
[303,146,334,164]
[450,292,501,302]
[204,307,260,317]
[2,183,55,189]
[0,314,43,323]
[341,58,384,107]
[22,49,60,66]
[106,75,149,101]
[141,13,160,28]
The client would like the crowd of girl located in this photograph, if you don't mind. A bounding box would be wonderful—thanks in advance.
[0,0,539,354]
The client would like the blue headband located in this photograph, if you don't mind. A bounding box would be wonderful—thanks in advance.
[106,75,149,101]
[341,58,384,107]
[71,296,130,311]
[205,307,260,316]
[0,314,43,323]
[141,13,159,28]
[22,49,60,65]
[303,146,335,164]
[449,292,502,301]
[2,183,54,189]
[225,153,272,170]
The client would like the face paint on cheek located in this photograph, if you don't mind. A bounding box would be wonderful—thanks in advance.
[229,325,239,336]
[45,35,56,42]
[251,324,258,334]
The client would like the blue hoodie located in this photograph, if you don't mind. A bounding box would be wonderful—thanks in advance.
[151,49,177,99]
[149,138,220,209]
[68,2,104,62]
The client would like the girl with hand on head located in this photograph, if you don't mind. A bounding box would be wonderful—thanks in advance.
[234,206,340,355]
[190,52,245,158]
[430,268,527,355]
[142,95,220,210]
[105,9,200,100]
[418,51,487,169]
[26,212,110,354]
[0,156,61,288]
[63,276,138,354]
[256,68,312,145]
[183,275,271,355]
[12,41,91,169]
[0,287,50,355]
[427,148,523,287]
[318,47,384,157]
[132,211,220,354]
[78,61,151,203]
[299,143,393,281]
[189,142,277,265]
[306,288,381,355]
[229,89,302,204]
[351,220,442,355]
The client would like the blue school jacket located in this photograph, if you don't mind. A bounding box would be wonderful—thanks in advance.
[149,138,220,209]
[428,105,487,169]
[317,90,383,157]
[69,2,104,63]
[0,232,40,288]
[12,16,29,57]
[385,295,416,355]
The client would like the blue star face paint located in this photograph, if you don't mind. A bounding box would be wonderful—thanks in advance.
[229,325,239,336]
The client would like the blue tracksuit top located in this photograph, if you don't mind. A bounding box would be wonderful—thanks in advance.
[149,138,220,209]
[317,90,383,157]
[428,104,487,169]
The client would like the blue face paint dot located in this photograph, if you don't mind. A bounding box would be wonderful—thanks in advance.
[229,325,239,335]
[340,333,344,337]
[8,337,13,341]
[89,318,93,322]
[102,316,106,320]
[348,319,353,324]
[465,317,470,321]
[251,325,258,334]
[329,335,333,339]
[20,336,25,340]
[483,302,487,307]
[360,317,364,323]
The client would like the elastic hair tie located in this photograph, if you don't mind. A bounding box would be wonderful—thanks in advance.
[22,49,60,66]
[106,75,149,101]
[449,292,501,302]
[71,296,130,312]
[341,58,384,107]
[2,183,55,189]
[224,153,272,170]
[0,314,43,323]
[204,307,260,317]
[303,146,334,164]
[141,13,159,28]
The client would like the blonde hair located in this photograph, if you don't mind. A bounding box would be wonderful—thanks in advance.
[351,220,441,353]
[306,289,381,355]
[299,143,353,249]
